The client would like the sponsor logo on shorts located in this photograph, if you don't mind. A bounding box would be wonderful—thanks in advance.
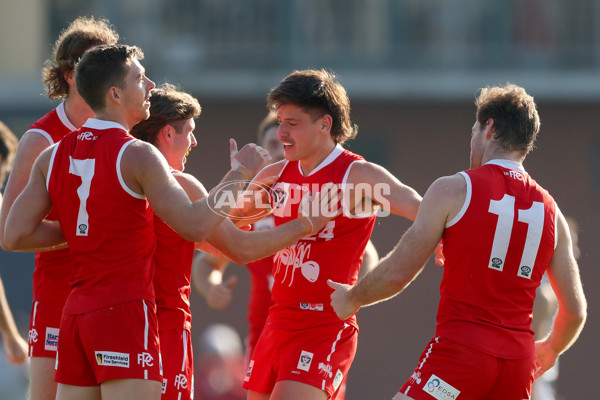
[44,327,59,351]
[137,352,154,368]
[95,351,130,368]
[333,369,344,391]
[423,374,460,400]
[175,373,188,390]
[299,302,324,311]
[162,379,167,394]
[318,362,333,378]
[297,350,313,372]
[245,360,254,382]
[28,328,38,344]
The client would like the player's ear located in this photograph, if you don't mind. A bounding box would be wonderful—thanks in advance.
[158,124,175,144]
[320,114,332,133]
[484,118,495,139]
[108,86,121,105]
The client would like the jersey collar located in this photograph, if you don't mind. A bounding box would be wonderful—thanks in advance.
[56,102,77,132]
[82,118,128,132]
[299,143,344,177]
[484,159,527,174]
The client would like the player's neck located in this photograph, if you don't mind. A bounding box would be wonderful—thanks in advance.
[63,96,94,129]
[482,147,526,166]
[299,141,336,176]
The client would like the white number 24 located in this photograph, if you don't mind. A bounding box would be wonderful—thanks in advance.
[487,194,544,279]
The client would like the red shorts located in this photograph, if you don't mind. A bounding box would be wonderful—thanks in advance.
[28,299,62,358]
[55,300,162,386]
[243,322,357,398]
[396,336,536,400]
[160,328,194,400]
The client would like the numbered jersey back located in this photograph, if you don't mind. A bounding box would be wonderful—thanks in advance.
[438,159,557,359]
[47,119,155,315]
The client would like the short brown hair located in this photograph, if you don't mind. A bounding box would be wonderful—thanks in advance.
[0,121,18,183]
[475,83,541,154]
[42,16,119,100]
[76,44,144,111]
[130,83,201,146]
[267,69,357,144]
[256,111,278,144]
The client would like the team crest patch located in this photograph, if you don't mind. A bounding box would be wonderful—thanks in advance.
[422,374,460,399]
[297,350,313,372]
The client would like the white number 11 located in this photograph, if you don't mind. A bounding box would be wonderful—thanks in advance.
[487,194,544,279]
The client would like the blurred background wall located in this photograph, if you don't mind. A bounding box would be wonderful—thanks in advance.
[0,1,598,399]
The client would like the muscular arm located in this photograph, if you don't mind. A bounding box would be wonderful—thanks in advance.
[3,148,66,251]
[125,141,264,242]
[534,209,587,378]
[345,161,421,221]
[0,132,53,249]
[329,174,464,320]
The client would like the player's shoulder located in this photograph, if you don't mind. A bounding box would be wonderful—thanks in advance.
[257,160,287,179]
[172,170,207,199]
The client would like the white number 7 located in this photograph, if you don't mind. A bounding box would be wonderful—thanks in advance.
[69,157,96,237]
[488,194,544,279]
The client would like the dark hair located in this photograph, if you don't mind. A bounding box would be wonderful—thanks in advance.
[75,44,144,111]
[42,16,119,100]
[475,83,541,154]
[267,69,357,144]
[256,111,278,144]
[130,83,201,145]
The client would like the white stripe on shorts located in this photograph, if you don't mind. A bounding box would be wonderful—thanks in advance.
[181,330,188,372]
[143,300,149,350]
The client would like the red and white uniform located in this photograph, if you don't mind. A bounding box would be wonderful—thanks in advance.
[244,145,376,398]
[26,103,76,358]
[244,216,275,364]
[152,192,195,400]
[398,159,557,400]
[47,118,161,385]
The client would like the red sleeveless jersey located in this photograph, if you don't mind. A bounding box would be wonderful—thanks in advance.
[269,145,376,329]
[246,216,275,353]
[27,103,76,306]
[437,159,557,359]
[152,182,195,331]
[47,118,156,315]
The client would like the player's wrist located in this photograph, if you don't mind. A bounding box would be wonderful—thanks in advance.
[231,159,252,180]
[298,216,314,235]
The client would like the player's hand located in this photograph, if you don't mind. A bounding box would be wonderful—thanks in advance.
[533,340,559,380]
[298,182,341,235]
[206,276,237,310]
[230,139,271,179]
[327,279,360,320]
[434,240,445,266]
[3,333,28,365]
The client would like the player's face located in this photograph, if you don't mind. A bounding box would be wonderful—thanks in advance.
[470,119,485,169]
[121,58,155,126]
[276,104,324,162]
[171,118,197,172]
[261,125,284,163]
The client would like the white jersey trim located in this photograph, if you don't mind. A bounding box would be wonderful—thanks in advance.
[554,202,560,250]
[24,129,54,145]
[83,117,128,132]
[117,139,145,199]
[56,102,77,132]
[46,142,60,190]
[181,330,188,372]
[299,144,344,177]
[485,159,526,174]
[446,171,472,228]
